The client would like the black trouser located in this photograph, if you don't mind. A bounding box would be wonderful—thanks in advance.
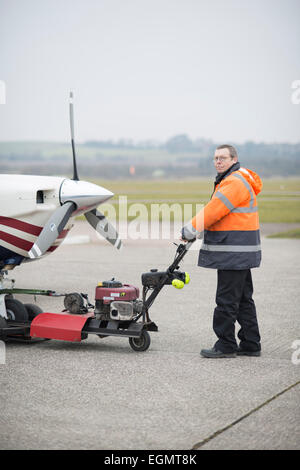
[213,269,261,353]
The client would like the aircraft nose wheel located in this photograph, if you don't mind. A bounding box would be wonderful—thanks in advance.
[5,299,29,322]
[129,330,151,352]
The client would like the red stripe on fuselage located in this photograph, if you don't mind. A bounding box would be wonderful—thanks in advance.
[47,246,59,252]
[57,229,69,239]
[0,230,34,251]
[0,216,42,236]
[0,228,70,253]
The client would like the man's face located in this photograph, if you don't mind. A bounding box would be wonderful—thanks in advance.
[214,148,237,174]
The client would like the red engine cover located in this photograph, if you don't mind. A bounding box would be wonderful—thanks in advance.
[95,284,139,304]
[30,312,92,342]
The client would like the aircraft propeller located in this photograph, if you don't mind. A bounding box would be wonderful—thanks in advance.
[29,92,122,259]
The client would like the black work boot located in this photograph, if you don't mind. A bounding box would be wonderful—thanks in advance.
[236,347,261,357]
[200,346,237,358]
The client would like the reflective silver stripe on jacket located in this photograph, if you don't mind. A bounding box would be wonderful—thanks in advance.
[201,244,261,252]
[232,206,258,213]
[233,172,255,209]
[215,191,235,211]
[215,171,258,214]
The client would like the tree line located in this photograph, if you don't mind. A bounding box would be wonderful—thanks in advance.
[0,135,299,177]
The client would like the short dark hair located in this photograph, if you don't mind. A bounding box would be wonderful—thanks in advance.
[216,144,238,160]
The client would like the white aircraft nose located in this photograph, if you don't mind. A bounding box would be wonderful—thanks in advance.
[60,179,114,213]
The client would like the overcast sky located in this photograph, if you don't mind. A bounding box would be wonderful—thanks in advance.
[0,0,299,143]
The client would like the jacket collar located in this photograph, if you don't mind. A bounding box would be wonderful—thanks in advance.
[214,161,240,186]
[210,162,240,199]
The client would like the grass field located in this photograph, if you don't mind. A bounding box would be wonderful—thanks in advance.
[267,228,300,239]
[85,177,300,224]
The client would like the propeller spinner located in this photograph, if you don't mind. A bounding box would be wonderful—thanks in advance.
[29,92,122,259]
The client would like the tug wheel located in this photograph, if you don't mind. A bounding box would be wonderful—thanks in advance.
[24,304,43,321]
[5,299,29,322]
[129,330,151,352]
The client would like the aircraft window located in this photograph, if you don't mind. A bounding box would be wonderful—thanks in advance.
[36,191,44,204]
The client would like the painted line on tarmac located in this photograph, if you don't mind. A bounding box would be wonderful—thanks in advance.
[192,380,300,450]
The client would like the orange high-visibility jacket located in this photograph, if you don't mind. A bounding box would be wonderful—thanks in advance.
[183,165,262,269]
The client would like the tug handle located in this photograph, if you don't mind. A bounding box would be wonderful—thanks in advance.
[184,241,194,251]
[169,240,194,274]
[141,240,195,315]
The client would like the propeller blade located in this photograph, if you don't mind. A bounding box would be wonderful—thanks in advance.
[28,202,76,259]
[69,91,79,181]
[85,209,122,250]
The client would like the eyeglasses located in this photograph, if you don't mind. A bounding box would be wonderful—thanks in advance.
[213,156,232,162]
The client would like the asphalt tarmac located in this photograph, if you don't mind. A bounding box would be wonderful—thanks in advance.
[0,223,299,450]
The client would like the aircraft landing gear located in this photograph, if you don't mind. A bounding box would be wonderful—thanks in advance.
[0,272,45,340]
[5,298,29,322]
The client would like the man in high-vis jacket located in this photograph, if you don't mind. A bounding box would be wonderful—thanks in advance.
[181,144,262,358]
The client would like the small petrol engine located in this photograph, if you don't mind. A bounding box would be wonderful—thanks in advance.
[94,280,143,321]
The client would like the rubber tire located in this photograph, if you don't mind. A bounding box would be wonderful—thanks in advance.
[0,316,8,329]
[129,330,151,352]
[5,299,29,322]
[24,303,43,321]
[0,316,8,341]
[0,316,7,327]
